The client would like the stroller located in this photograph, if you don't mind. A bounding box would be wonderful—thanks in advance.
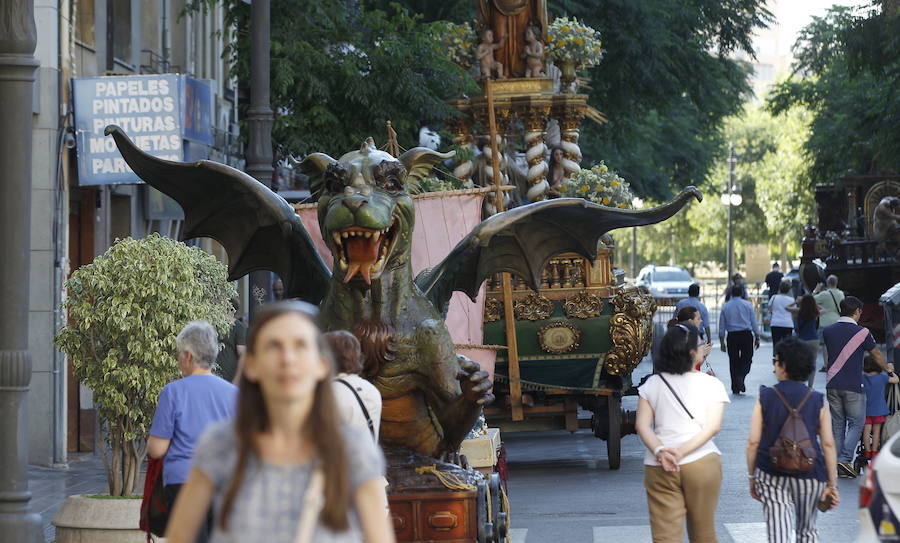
[854,377,900,474]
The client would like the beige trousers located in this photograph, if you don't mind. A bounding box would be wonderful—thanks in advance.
[644,452,722,543]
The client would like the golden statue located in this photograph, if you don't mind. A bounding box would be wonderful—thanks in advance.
[478,0,548,79]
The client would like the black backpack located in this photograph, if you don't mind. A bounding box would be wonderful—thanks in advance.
[768,387,817,474]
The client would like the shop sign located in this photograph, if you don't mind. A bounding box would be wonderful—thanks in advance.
[72,74,213,186]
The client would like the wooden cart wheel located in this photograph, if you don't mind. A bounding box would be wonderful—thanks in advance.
[476,479,492,543]
[490,473,508,543]
[607,394,622,470]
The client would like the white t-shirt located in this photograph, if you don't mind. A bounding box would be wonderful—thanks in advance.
[333,373,383,442]
[638,372,730,466]
[769,294,795,329]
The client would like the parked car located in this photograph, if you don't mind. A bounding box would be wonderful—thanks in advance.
[856,432,900,542]
[635,265,694,300]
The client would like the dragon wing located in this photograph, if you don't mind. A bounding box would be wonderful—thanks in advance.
[106,125,331,303]
[415,187,702,314]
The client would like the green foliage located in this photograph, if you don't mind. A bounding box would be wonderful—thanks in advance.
[55,234,235,495]
[409,175,469,194]
[767,4,900,180]
[198,0,477,159]
[616,104,814,271]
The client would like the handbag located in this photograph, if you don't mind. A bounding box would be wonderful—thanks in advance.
[883,380,900,441]
[139,458,168,541]
[294,468,325,543]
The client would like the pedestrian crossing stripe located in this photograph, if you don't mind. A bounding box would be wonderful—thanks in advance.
[508,522,769,542]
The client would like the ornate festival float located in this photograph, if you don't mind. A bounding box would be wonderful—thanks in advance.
[800,175,900,344]
[104,2,701,540]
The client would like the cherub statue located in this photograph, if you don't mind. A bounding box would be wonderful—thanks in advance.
[477,28,506,79]
[522,25,545,77]
[873,196,900,252]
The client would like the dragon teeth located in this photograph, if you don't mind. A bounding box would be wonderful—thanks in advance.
[372,231,381,242]
[332,233,341,245]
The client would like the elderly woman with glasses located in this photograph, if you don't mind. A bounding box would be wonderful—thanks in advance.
[148,320,238,543]
[636,323,730,542]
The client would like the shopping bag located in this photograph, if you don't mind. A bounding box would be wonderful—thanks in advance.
[139,457,169,540]
[884,381,900,441]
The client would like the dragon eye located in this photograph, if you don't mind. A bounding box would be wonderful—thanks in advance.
[323,164,347,194]
[373,161,406,194]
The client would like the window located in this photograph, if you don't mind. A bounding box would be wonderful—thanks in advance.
[652,270,692,282]
[110,0,132,64]
[76,0,95,46]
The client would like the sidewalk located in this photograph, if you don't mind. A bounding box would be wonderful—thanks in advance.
[28,453,110,542]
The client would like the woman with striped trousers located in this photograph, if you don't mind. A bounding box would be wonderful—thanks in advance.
[745,337,840,542]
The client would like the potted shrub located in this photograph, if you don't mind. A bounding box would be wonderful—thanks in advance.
[53,234,235,541]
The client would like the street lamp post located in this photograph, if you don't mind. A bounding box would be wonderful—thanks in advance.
[0,0,44,540]
[721,144,742,284]
[630,198,644,279]
[246,0,275,318]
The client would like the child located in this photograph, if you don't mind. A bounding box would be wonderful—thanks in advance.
[477,29,506,79]
[522,26,545,77]
[862,354,899,458]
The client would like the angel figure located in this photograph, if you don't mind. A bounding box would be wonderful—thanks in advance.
[477,29,506,79]
[522,26,545,77]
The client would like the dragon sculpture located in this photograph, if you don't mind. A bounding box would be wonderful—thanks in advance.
[106,126,701,459]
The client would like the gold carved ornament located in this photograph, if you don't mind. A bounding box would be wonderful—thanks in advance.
[484,298,502,322]
[563,291,603,319]
[537,321,582,354]
[605,286,657,376]
[513,292,553,321]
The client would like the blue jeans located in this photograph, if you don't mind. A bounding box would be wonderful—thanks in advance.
[827,388,867,463]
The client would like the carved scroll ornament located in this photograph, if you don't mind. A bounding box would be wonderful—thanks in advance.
[513,292,553,321]
[484,297,502,322]
[605,286,656,376]
[563,290,603,319]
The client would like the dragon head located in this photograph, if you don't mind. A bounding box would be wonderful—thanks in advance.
[299,139,452,286]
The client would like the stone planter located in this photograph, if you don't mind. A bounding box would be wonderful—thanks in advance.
[53,494,163,542]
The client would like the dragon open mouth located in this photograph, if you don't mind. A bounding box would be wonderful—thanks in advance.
[331,217,399,284]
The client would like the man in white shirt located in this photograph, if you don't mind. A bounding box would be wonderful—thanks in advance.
[325,330,382,442]
[814,275,845,370]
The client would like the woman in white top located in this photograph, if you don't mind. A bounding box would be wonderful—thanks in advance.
[326,330,383,442]
[769,280,795,346]
[636,323,730,542]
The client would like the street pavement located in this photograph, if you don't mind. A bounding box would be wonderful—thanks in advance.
[503,343,862,543]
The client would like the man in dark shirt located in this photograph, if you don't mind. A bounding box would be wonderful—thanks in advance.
[724,273,749,301]
[215,297,247,383]
[823,296,893,478]
[764,263,783,299]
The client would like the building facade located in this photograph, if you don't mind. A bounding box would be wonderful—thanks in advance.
[29,0,243,466]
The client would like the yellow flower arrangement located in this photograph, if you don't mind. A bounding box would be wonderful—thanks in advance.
[560,161,634,208]
[546,16,603,69]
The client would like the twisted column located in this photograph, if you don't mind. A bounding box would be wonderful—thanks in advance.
[552,99,587,180]
[481,133,509,215]
[521,102,551,201]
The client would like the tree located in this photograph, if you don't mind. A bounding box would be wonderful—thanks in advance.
[55,234,235,496]
[768,4,900,180]
[199,0,477,159]
[616,104,814,272]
